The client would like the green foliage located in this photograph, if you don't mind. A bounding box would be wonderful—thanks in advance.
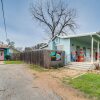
[62,77,72,83]
[6,39,15,47]
[94,63,100,70]
[29,64,48,72]
[4,61,23,64]
[5,55,11,60]
[52,63,63,69]
[63,73,100,100]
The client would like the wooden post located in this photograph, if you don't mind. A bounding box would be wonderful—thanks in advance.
[91,37,94,63]
[97,41,99,62]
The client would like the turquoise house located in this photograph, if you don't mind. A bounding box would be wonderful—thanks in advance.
[0,44,9,61]
[48,32,100,66]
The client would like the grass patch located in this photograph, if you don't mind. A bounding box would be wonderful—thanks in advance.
[63,73,100,100]
[29,64,64,72]
[4,61,23,64]
[29,64,49,72]
[62,77,72,83]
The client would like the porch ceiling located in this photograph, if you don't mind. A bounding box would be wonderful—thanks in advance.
[93,34,100,41]
[71,36,98,47]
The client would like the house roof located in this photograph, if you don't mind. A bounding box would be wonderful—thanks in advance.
[57,32,100,39]
[40,44,48,49]
[0,44,9,48]
[10,47,21,53]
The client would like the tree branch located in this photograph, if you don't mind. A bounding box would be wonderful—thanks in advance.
[30,0,77,38]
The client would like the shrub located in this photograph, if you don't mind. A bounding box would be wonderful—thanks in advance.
[52,64,59,69]
[5,55,11,60]
[94,63,100,70]
[58,63,64,67]
[52,63,63,69]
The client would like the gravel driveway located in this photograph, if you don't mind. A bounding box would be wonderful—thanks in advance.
[0,64,62,100]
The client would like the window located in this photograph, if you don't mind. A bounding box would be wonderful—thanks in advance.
[76,46,80,56]
[57,45,64,50]
[0,51,3,56]
[1,52,2,56]
[83,47,86,56]
[72,44,74,46]
[55,38,60,43]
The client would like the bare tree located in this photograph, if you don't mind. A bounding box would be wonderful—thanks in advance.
[30,0,77,38]
[6,39,15,48]
[16,47,23,52]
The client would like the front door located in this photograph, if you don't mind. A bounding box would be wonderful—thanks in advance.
[76,46,80,61]
[86,48,91,61]
[0,50,4,61]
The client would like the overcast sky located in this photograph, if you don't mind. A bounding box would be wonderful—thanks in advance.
[0,0,100,48]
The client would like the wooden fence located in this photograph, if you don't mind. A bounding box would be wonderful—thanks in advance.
[12,50,65,68]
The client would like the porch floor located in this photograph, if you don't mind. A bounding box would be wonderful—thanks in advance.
[65,62,97,70]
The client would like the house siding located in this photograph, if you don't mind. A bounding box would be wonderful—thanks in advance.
[49,37,71,64]
[4,48,10,60]
[48,40,53,50]
[60,38,71,64]
[48,33,100,64]
[70,38,91,61]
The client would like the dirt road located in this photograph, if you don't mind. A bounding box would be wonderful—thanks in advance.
[0,64,90,100]
[0,64,62,100]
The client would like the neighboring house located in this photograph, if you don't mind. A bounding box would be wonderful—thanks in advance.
[40,44,48,49]
[48,32,100,67]
[0,43,9,61]
[8,47,21,60]
[0,41,22,61]
[32,43,48,50]
[9,47,21,54]
[25,47,33,52]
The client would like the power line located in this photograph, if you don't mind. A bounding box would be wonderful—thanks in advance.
[1,0,7,40]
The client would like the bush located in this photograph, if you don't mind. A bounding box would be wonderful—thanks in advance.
[5,55,11,60]
[52,64,59,69]
[58,63,64,67]
[52,63,64,69]
[94,63,100,70]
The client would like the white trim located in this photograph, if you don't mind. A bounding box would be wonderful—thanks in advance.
[57,32,96,39]
[91,37,94,63]
[97,41,99,62]
[93,38,98,43]
[40,44,48,49]
[96,34,100,38]
[49,32,100,43]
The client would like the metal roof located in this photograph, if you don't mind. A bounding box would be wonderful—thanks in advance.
[0,44,9,48]
[57,32,100,39]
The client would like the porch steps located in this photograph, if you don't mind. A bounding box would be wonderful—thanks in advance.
[65,62,95,70]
